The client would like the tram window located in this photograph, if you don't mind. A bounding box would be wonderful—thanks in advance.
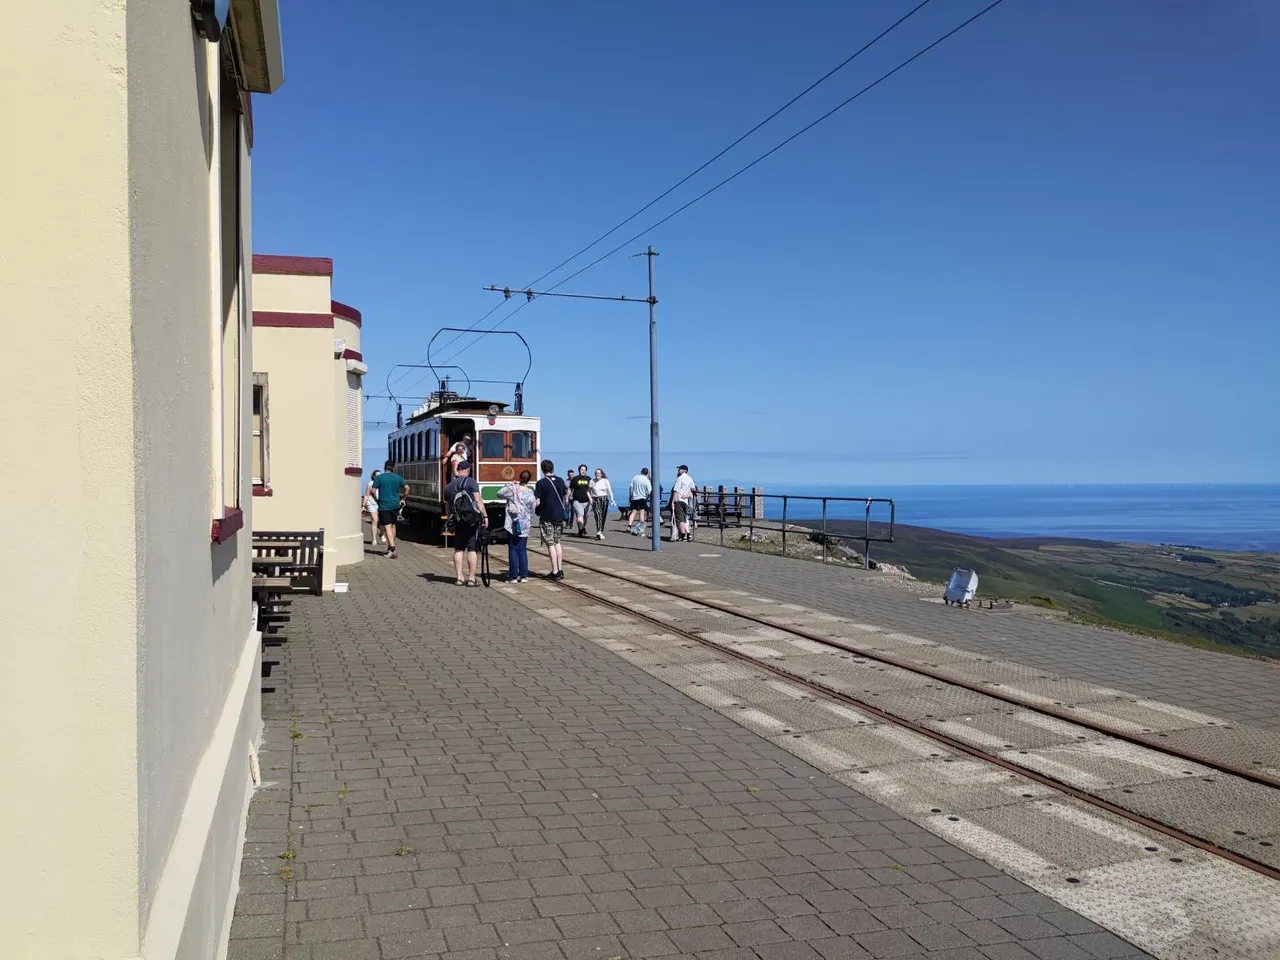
[479,431,506,459]
[510,431,535,459]
[414,432,422,461]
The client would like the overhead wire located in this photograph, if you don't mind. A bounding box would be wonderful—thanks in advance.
[439,0,1008,365]
[425,0,937,367]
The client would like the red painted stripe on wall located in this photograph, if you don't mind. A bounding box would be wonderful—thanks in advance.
[252,254,333,276]
[252,311,333,328]
[331,300,362,326]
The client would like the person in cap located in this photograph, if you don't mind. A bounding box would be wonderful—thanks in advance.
[445,459,487,585]
[671,464,696,542]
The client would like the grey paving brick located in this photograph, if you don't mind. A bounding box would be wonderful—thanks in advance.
[811,937,875,960]
[667,924,737,953]
[620,930,681,956]
[724,919,792,946]
[227,938,283,960]
[996,916,1068,942]
[1023,939,1097,960]
[755,941,825,960]
[1067,932,1146,959]
[225,539,1144,960]
[495,918,561,944]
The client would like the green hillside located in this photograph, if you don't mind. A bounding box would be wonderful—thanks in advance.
[819,521,1280,659]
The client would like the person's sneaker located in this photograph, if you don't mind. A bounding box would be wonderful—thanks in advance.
[387,549,398,559]
[596,532,604,540]
[519,577,528,583]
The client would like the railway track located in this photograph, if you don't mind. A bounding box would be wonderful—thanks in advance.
[491,547,1280,887]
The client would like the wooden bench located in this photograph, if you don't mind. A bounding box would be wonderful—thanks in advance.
[691,486,745,528]
[252,530,325,596]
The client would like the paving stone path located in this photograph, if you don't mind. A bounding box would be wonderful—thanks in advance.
[228,538,1150,960]
[569,530,1280,732]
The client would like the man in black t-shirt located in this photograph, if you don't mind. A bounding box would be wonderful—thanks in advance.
[568,464,592,537]
[534,459,568,579]
[445,461,487,585]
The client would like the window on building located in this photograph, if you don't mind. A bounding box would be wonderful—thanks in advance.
[345,373,361,471]
[479,431,506,460]
[252,374,269,486]
[510,431,535,460]
[215,68,246,524]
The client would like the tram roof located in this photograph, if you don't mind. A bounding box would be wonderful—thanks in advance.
[405,396,515,424]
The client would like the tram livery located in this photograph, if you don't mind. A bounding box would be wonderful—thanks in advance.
[386,392,540,538]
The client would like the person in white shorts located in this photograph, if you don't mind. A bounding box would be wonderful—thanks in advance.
[364,469,383,544]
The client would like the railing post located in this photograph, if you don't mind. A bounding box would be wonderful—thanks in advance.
[864,498,871,570]
[782,496,788,557]
[748,493,755,552]
[821,498,828,564]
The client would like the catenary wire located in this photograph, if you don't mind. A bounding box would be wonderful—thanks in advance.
[426,0,936,365]
[440,0,1008,365]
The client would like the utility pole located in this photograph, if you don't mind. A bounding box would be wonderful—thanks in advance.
[640,247,660,553]
[483,247,662,551]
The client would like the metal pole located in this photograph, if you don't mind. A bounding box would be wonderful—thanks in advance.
[782,496,788,557]
[822,498,828,565]
[647,246,661,552]
[864,499,871,570]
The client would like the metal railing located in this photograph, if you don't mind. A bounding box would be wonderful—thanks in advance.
[650,487,894,569]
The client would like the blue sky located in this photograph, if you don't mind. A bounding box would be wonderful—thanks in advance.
[251,0,1278,488]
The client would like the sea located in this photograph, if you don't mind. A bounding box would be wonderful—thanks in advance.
[713,483,1280,554]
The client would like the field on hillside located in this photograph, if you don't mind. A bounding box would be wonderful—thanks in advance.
[811,521,1280,658]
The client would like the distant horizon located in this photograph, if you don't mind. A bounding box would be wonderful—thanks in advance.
[362,441,1275,488]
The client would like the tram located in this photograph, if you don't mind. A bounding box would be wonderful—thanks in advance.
[387,389,540,540]
[385,328,540,541]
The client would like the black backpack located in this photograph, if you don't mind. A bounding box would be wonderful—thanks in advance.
[452,483,484,525]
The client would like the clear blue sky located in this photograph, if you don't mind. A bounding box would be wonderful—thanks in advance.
[251,0,1278,488]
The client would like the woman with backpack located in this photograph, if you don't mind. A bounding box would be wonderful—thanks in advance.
[499,470,535,583]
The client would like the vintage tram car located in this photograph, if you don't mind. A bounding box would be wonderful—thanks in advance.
[386,389,541,540]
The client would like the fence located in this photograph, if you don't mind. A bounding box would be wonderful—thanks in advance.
[669,487,895,569]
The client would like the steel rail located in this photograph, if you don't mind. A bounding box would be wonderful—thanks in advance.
[561,555,1280,791]
[528,556,1280,883]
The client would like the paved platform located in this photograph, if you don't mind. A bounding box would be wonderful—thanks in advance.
[568,524,1280,733]
[228,538,1152,960]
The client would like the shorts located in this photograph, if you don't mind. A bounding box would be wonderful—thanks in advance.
[378,509,399,526]
[673,501,689,523]
[364,499,378,516]
[453,522,480,552]
[572,501,590,521]
[540,521,564,545]
[629,498,648,512]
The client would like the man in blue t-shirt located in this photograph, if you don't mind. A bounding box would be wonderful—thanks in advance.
[371,460,409,559]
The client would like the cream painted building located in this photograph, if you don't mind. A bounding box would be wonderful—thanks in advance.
[1,1,284,958]
[250,258,366,589]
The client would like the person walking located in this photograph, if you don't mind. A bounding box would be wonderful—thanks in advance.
[364,468,383,545]
[500,469,535,582]
[534,459,568,580]
[627,467,652,536]
[445,459,487,585]
[447,441,467,481]
[371,460,409,559]
[672,464,697,542]
[589,468,614,540]
[569,464,592,537]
